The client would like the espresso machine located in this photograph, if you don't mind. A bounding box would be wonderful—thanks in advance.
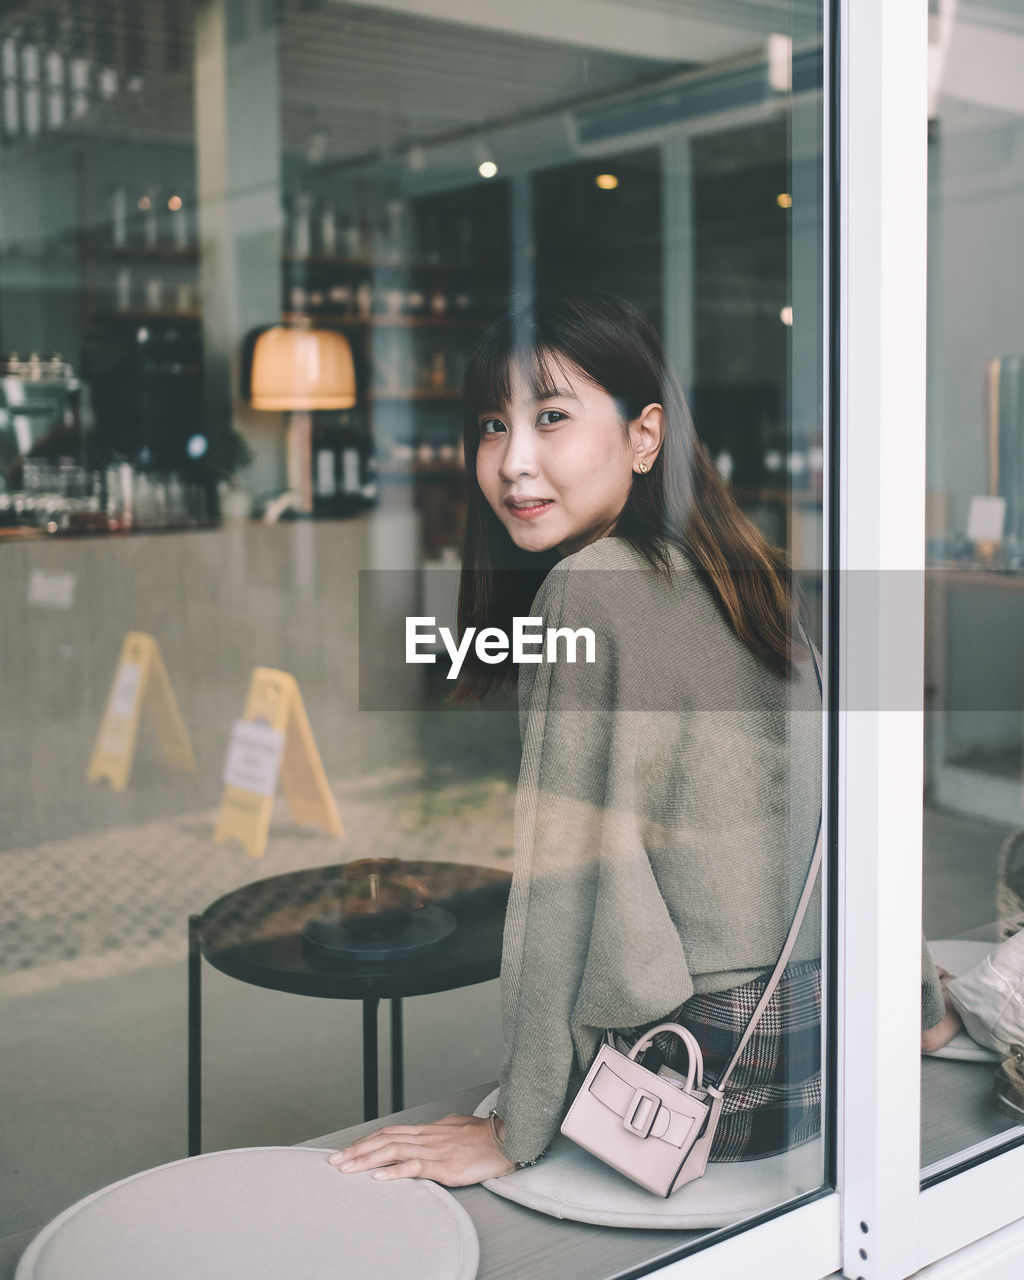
[0,352,93,493]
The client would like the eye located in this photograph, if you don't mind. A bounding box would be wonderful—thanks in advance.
[479,417,506,436]
[538,410,567,426]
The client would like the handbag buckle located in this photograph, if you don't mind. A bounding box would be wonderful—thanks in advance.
[623,1087,661,1138]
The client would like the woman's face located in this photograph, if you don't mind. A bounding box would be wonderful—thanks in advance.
[474,357,661,559]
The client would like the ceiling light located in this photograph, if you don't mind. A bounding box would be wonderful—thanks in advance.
[478,160,498,179]
[777,193,792,209]
[250,325,357,411]
[780,306,793,326]
[595,173,619,190]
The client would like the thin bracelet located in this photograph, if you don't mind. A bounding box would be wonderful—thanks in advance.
[488,1108,544,1169]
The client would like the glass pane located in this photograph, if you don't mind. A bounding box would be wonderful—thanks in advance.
[1,0,828,1270]
[922,0,1024,1178]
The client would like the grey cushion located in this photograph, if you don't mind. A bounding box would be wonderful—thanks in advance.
[17,1147,478,1280]
[474,1089,822,1229]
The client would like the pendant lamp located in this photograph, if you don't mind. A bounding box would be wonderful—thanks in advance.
[250,321,357,513]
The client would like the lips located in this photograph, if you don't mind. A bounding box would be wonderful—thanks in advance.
[505,496,553,521]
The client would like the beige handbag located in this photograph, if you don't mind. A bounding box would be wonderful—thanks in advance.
[559,1021,725,1196]
[560,635,824,1198]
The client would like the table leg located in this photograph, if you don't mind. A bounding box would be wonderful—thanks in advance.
[362,996,379,1121]
[390,997,404,1111]
[188,915,202,1157]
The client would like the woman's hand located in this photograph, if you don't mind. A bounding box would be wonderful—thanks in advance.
[328,1113,516,1187]
[921,968,963,1053]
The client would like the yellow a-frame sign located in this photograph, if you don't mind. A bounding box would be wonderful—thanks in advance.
[87,632,198,791]
[213,667,344,857]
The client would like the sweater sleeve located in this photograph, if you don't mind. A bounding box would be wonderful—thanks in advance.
[921,935,947,1032]
[495,566,627,1164]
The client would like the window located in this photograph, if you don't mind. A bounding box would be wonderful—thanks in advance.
[921,0,1024,1182]
[7,4,1021,1280]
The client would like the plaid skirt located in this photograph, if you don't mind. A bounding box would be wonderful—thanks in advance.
[616,958,822,1163]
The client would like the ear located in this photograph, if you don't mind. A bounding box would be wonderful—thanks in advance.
[630,403,664,473]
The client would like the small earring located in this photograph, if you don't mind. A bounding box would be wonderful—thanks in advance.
[637,459,649,474]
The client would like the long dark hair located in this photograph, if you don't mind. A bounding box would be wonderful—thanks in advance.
[449,289,796,705]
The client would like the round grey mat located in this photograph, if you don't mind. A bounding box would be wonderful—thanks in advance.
[17,1147,479,1280]
[474,1089,822,1229]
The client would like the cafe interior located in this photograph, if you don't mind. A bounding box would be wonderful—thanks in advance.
[2,1,1024,1277]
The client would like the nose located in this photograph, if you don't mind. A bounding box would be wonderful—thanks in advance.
[497,424,538,484]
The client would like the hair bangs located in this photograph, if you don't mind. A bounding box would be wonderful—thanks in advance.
[462,315,584,426]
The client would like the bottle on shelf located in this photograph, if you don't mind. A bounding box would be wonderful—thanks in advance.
[110,185,128,247]
[376,199,407,266]
[312,412,377,516]
[169,190,191,250]
[115,266,132,311]
[319,198,337,257]
[429,352,447,392]
[141,186,160,248]
[328,283,353,317]
[419,206,442,266]
[340,443,361,495]
[339,215,363,260]
[456,213,473,267]
[291,191,313,259]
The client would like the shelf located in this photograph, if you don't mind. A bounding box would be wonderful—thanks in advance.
[91,244,200,263]
[90,309,202,323]
[282,254,482,273]
[0,526,45,541]
[281,312,476,330]
[283,254,373,269]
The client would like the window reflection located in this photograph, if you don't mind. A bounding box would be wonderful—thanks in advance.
[0,0,828,1267]
[922,0,1024,1176]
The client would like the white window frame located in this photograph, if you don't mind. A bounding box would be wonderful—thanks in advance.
[643,0,1024,1276]
[839,0,1024,1272]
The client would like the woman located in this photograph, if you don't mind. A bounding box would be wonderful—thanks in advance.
[331,290,954,1187]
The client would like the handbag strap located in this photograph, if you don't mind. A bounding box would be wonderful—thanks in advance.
[716,625,824,1094]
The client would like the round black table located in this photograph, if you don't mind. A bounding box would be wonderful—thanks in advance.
[188,861,511,1155]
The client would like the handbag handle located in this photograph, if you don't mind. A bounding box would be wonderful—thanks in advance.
[716,626,824,1093]
[627,1021,704,1092]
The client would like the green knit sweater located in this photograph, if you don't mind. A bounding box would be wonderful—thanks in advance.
[495,534,944,1164]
